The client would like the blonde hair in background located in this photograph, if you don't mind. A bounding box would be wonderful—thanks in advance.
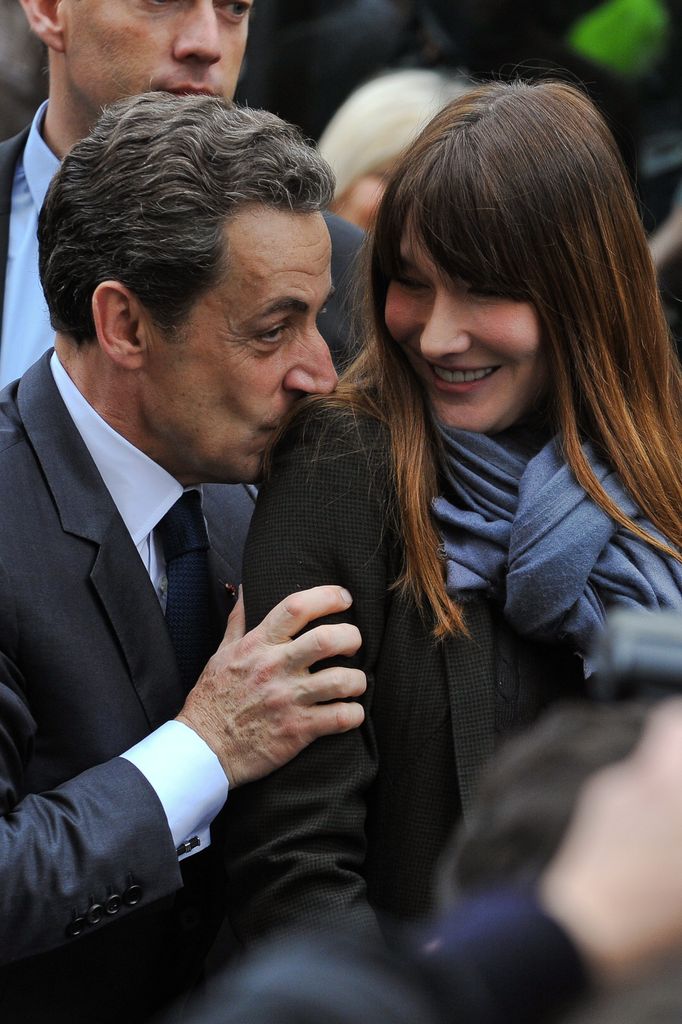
[318,68,470,206]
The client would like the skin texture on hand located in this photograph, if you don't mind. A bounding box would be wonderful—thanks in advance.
[176,586,366,786]
[540,699,682,983]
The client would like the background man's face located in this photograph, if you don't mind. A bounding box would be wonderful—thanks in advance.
[59,0,251,126]
[136,206,338,486]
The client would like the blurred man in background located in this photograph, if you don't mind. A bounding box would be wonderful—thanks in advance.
[0,0,360,386]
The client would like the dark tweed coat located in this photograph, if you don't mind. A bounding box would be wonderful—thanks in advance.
[223,410,582,942]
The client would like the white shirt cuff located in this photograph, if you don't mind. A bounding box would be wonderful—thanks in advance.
[120,720,228,860]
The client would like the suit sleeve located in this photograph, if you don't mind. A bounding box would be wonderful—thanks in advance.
[223,412,397,942]
[0,557,184,965]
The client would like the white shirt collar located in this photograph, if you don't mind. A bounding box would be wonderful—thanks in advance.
[22,100,59,211]
[50,352,185,545]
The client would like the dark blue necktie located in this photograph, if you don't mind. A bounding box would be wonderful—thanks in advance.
[156,490,214,693]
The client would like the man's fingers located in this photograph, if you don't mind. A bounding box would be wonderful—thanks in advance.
[185,586,365,786]
[296,666,367,705]
[256,586,354,644]
[223,587,246,644]
[286,622,362,669]
[303,700,365,739]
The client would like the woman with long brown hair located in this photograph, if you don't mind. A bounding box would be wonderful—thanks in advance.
[224,80,682,943]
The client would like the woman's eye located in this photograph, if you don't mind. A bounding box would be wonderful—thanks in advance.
[463,280,510,299]
[393,276,427,291]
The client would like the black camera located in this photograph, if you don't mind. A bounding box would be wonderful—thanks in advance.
[591,609,682,701]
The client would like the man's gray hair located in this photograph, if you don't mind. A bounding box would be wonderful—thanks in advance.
[39,93,336,344]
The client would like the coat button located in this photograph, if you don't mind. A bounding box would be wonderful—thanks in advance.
[86,900,104,926]
[65,915,86,938]
[123,883,143,906]
[105,893,122,915]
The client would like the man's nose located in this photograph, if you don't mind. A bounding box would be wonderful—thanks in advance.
[173,2,222,65]
[283,331,338,397]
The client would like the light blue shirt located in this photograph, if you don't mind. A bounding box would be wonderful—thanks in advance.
[51,353,229,860]
[1,101,57,388]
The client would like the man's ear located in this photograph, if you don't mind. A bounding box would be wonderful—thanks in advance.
[92,282,156,370]
[19,0,67,53]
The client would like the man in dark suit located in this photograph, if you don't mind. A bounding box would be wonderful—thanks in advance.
[0,92,366,1022]
[0,0,360,386]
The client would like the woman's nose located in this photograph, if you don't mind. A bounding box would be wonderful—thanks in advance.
[419,292,472,358]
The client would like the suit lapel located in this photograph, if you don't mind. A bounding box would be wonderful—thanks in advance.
[0,129,30,339]
[17,354,185,726]
[441,598,497,817]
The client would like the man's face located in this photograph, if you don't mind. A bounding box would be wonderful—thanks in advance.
[137,206,337,486]
[58,0,250,129]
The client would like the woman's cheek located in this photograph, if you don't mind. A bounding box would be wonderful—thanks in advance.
[384,285,419,344]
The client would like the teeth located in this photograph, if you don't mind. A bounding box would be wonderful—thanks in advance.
[432,366,495,383]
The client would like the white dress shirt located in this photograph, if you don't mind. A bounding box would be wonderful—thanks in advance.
[1,101,57,388]
[51,353,228,860]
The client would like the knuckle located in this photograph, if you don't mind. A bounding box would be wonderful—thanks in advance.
[310,623,354,659]
[310,624,335,658]
[259,676,289,711]
[327,667,364,698]
[337,702,364,730]
[336,623,361,649]
[278,711,307,751]
[334,705,353,732]
[279,591,306,623]
[229,628,259,661]
[348,669,367,695]
[241,649,284,692]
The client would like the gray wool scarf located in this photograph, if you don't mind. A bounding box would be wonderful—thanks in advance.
[432,424,682,675]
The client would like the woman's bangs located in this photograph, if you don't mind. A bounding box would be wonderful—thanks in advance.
[383,135,531,300]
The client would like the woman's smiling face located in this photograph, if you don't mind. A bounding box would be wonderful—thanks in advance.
[384,235,548,434]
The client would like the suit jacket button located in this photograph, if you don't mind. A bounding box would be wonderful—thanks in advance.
[86,901,104,925]
[65,915,86,938]
[123,884,143,906]
[105,893,122,915]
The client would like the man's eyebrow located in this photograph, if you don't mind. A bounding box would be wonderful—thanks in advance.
[259,286,336,317]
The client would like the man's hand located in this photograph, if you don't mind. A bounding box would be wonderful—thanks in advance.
[176,586,365,786]
[540,699,682,983]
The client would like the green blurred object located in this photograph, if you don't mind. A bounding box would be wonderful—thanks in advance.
[568,0,670,76]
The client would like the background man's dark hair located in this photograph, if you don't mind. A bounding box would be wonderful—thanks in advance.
[38,93,335,344]
[439,701,647,903]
